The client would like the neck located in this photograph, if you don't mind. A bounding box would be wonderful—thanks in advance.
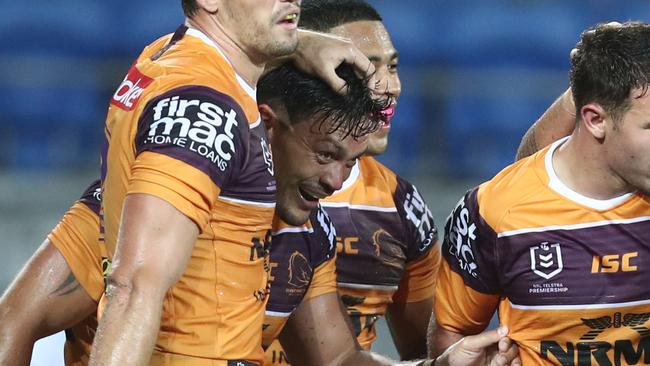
[186,16,265,87]
[553,128,633,200]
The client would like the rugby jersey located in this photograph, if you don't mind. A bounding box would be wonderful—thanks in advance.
[263,156,440,364]
[435,137,650,366]
[101,25,275,364]
[262,205,338,365]
[48,180,104,366]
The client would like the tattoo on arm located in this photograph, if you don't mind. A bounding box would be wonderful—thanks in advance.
[50,270,81,296]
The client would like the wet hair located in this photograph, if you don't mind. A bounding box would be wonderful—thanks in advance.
[299,0,382,32]
[181,0,199,17]
[257,63,388,139]
[571,21,650,122]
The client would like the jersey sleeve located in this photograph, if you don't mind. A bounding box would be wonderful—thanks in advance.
[392,245,441,303]
[434,187,500,335]
[394,176,439,263]
[48,180,105,302]
[128,85,249,230]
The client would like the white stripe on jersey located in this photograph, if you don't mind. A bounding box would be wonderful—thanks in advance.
[218,196,276,208]
[509,297,650,311]
[321,202,397,213]
[265,310,292,318]
[497,215,650,238]
[272,226,314,236]
[337,282,398,291]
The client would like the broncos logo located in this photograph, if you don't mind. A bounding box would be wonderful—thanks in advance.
[287,251,311,288]
[580,312,650,339]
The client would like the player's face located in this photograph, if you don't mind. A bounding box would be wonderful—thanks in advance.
[218,0,300,60]
[330,20,401,156]
[605,90,650,195]
[271,116,368,226]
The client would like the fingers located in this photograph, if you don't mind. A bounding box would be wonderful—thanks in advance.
[461,325,509,352]
[494,337,520,366]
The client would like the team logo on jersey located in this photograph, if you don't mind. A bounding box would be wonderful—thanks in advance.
[140,90,242,173]
[92,186,102,202]
[530,242,563,280]
[260,137,274,176]
[287,251,312,288]
[111,65,154,111]
[403,186,436,252]
[447,197,479,278]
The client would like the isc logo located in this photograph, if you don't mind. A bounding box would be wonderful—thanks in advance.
[591,252,638,273]
[337,237,360,255]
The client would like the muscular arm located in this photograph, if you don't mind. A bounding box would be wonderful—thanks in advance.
[88,194,198,366]
[515,88,575,160]
[0,239,96,366]
[428,319,465,359]
[386,298,432,360]
[279,292,517,366]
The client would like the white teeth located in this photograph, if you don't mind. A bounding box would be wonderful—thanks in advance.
[284,13,297,21]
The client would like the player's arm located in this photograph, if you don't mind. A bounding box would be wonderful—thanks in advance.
[0,240,96,366]
[387,178,441,359]
[266,29,376,94]
[279,292,518,366]
[515,87,575,160]
[386,298,433,360]
[0,181,104,366]
[427,188,502,359]
[88,194,198,366]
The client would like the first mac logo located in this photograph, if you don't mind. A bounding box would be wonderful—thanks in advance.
[111,66,154,111]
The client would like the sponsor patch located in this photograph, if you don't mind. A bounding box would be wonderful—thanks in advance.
[137,87,246,185]
[446,196,479,277]
[111,65,154,111]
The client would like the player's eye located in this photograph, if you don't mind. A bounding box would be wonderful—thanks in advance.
[388,62,399,73]
[317,151,335,163]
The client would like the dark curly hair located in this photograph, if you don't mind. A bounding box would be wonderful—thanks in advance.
[571,21,650,123]
[258,63,388,139]
[300,0,382,32]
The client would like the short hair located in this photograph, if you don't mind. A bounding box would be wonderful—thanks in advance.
[182,0,199,17]
[257,63,387,139]
[571,21,650,122]
[299,0,382,32]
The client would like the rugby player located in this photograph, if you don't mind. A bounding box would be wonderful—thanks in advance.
[91,0,390,361]
[263,1,441,363]
[258,61,520,366]
[430,21,650,365]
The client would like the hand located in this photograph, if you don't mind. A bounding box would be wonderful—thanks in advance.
[435,326,521,366]
[293,29,377,94]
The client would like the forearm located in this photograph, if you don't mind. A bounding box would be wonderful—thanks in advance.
[428,321,464,359]
[515,87,575,160]
[340,351,435,366]
[89,280,165,366]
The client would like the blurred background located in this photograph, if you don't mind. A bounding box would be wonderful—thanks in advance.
[1,0,649,364]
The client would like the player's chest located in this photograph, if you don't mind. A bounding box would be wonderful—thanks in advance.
[326,207,407,285]
[498,220,650,307]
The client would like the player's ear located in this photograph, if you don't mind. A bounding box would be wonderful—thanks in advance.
[580,102,607,140]
[259,104,278,143]
[196,0,219,14]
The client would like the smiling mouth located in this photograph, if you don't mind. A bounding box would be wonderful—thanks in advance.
[298,187,320,202]
[279,12,299,25]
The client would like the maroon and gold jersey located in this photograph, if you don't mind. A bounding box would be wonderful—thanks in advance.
[101,25,275,364]
[436,138,650,366]
[48,180,104,366]
[262,205,338,365]
[323,156,439,348]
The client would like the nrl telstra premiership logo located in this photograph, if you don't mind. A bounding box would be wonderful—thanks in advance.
[529,242,563,280]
